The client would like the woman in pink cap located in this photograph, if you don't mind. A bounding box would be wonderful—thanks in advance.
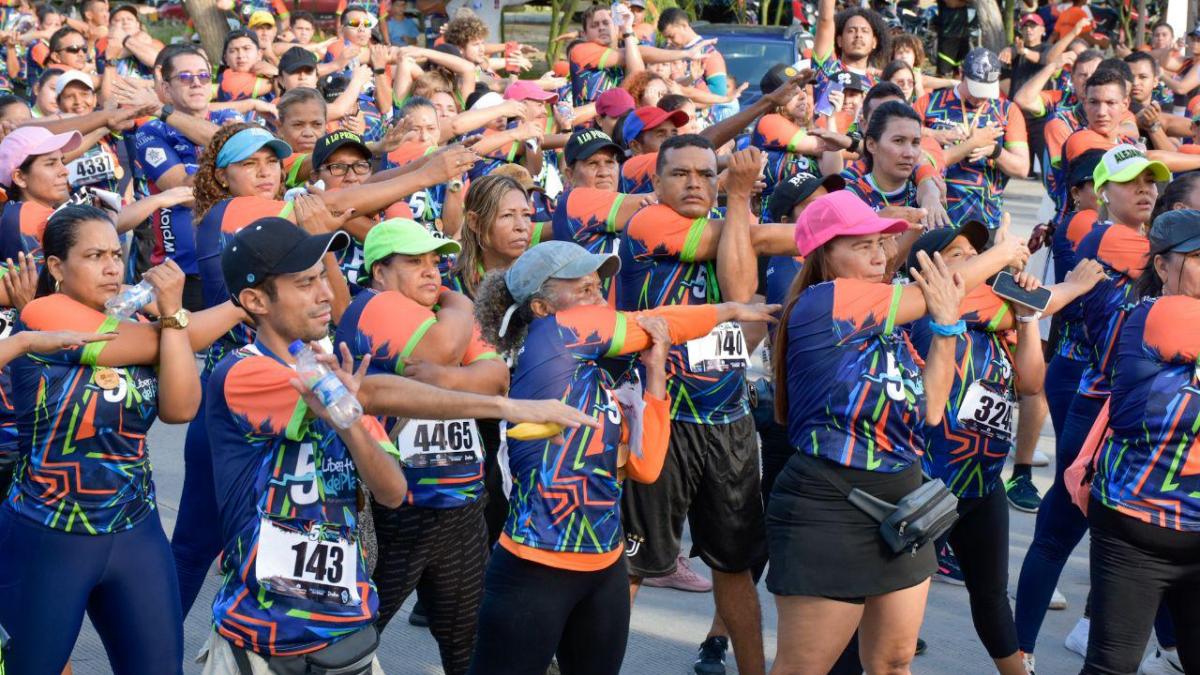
[767,190,1030,674]
[0,126,81,259]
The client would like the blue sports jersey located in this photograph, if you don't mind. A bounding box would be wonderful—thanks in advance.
[1050,209,1100,362]
[1074,222,1148,399]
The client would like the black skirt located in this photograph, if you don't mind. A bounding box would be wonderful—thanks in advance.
[765,454,936,600]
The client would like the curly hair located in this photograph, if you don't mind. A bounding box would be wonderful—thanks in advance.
[193,122,269,221]
[454,175,527,297]
[443,14,488,48]
[889,32,925,68]
[473,270,535,357]
[834,7,890,69]
[622,71,668,107]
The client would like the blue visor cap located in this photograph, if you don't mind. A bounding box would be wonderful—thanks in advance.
[216,127,292,168]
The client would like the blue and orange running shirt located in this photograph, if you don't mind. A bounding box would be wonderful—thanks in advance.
[618,152,657,195]
[1049,208,1100,362]
[783,278,926,472]
[1074,222,1149,399]
[551,187,628,299]
[911,286,1015,497]
[915,86,1027,228]
[336,288,501,509]
[617,203,750,425]
[1095,296,1200,532]
[502,304,716,570]
[6,295,158,534]
[196,196,292,373]
[842,171,918,211]
[751,114,820,210]
[567,41,623,105]
[0,200,53,261]
[207,340,397,656]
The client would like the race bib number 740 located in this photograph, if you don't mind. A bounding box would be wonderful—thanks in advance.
[686,322,749,373]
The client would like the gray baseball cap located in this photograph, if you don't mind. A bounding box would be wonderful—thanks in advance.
[498,241,620,336]
[1149,209,1200,255]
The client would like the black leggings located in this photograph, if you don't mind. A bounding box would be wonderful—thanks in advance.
[371,498,489,675]
[1083,500,1200,675]
[468,545,631,675]
[947,488,1020,659]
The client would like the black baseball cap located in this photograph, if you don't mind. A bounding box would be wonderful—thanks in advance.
[312,130,370,170]
[319,72,348,103]
[1068,149,1105,188]
[1149,209,1200,255]
[279,46,318,74]
[905,220,990,275]
[833,70,867,93]
[766,172,844,223]
[761,63,801,96]
[565,129,622,166]
[222,217,350,304]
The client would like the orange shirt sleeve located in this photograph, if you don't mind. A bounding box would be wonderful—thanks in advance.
[623,393,670,484]
[625,204,708,262]
[569,42,615,70]
[1144,295,1200,363]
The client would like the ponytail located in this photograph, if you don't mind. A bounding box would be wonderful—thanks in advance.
[772,247,831,425]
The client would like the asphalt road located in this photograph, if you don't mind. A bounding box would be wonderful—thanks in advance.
[69,178,1113,674]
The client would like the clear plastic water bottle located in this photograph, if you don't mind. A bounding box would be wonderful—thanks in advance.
[288,340,363,429]
[104,280,156,319]
[610,1,630,28]
[555,101,575,130]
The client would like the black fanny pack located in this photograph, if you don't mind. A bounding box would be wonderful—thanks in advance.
[802,456,960,557]
[232,625,379,675]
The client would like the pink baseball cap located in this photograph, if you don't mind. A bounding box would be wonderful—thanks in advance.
[503,80,558,104]
[0,127,82,187]
[596,88,635,118]
[793,191,909,257]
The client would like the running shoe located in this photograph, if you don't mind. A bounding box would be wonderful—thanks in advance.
[1007,587,1067,610]
[693,635,729,674]
[408,599,429,628]
[1064,617,1089,657]
[915,637,927,656]
[1006,474,1042,513]
[935,545,965,586]
[1022,652,1036,675]
[643,555,713,592]
[1139,647,1185,675]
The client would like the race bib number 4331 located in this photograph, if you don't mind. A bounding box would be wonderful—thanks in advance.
[255,518,361,606]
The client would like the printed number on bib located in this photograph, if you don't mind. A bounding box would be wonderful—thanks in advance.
[957,381,1014,441]
[255,518,360,606]
[0,308,15,340]
[68,152,115,186]
[686,322,749,373]
[394,418,482,468]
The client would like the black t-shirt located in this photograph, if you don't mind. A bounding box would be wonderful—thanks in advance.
[935,0,970,39]
[1002,42,1050,98]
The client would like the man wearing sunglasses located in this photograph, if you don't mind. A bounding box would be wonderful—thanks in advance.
[131,45,244,311]
[320,5,390,143]
[47,27,93,76]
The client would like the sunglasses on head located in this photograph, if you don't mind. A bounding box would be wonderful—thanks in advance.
[172,71,213,85]
[343,15,378,29]
[57,44,87,54]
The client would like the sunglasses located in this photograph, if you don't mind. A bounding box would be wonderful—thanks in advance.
[322,160,372,177]
[57,44,87,54]
[172,71,213,85]
[343,16,378,29]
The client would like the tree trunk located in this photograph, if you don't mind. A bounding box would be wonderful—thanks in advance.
[183,0,230,66]
[1002,0,1015,42]
[975,0,1006,53]
[1133,0,1146,47]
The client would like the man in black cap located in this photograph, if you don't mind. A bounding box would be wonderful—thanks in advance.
[277,46,320,92]
[767,171,845,224]
[201,217,596,671]
[552,129,655,300]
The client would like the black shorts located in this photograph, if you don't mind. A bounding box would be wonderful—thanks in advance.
[622,415,766,577]
[766,455,935,600]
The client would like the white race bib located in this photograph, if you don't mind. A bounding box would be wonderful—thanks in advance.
[68,151,115,186]
[686,322,749,373]
[956,381,1014,441]
[0,307,15,340]
[254,518,360,606]
[393,418,482,468]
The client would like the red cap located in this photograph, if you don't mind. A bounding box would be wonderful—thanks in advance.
[503,80,558,104]
[596,88,635,118]
[792,191,909,257]
[620,106,689,142]
[1019,13,1044,26]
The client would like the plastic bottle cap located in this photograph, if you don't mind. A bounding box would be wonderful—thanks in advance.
[287,340,306,356]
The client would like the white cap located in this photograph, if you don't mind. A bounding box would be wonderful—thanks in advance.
[470,91,505,111]
[54,70,95,98]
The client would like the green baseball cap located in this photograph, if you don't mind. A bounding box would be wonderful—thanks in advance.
[1092,144,1171,191]
[362,218,461,273]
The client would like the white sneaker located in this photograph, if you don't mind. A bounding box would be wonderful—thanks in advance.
[1064,617,1090,657]
[1022,652,1036,675]
[1139,647,1185,675]
[1049,588,1067,610]
[1032,449,1050,467]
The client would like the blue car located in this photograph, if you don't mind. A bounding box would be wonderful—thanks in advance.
[695,23,810,110]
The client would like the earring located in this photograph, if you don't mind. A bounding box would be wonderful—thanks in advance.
[54,278,61,292]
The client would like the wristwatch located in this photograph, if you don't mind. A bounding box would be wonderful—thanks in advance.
[161,309,190,330]
[158,104,175,123]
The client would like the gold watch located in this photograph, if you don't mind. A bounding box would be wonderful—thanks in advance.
[161,309,190,330]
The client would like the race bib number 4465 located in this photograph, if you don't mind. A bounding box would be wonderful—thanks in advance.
[394,418,482,468]
[255,518,361,606]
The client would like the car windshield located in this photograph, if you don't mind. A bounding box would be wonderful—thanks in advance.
[710,36,796,90]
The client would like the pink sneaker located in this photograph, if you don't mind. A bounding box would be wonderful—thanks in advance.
[642,555,712,592]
